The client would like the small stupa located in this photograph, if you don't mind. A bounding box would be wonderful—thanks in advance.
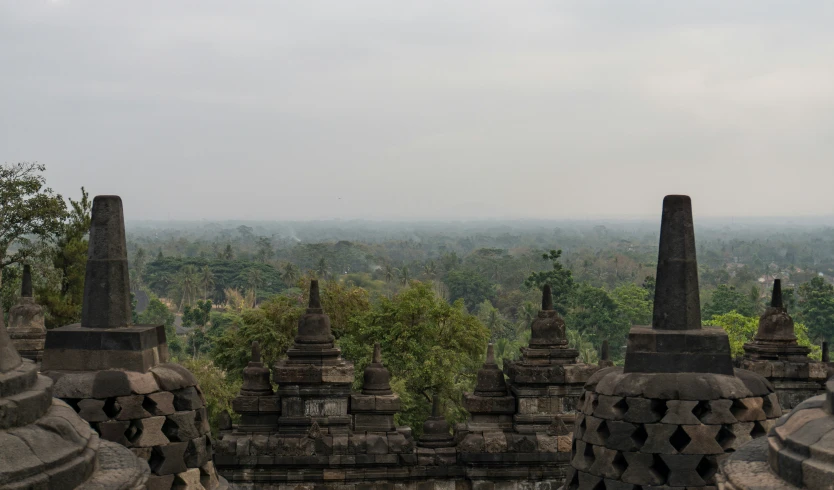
[741,279,827,409]
[7,264,47,363]
[231,341,280,432]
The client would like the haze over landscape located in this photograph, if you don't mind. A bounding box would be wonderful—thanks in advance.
[3,1,834,220]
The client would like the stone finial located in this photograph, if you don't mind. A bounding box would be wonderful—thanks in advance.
[362,342,393,395]
[824,341,830,363]
[309,279,322,311]
[252,341,261,363]
[21,264,33,298]
[431,395,441,417]
[418,394,454,448]
[81,195,132,329]
[542,284,554,311]
[600,340,610,362]
[474,343,508,397]
[0,312,23,373]
[771,279,783,309]
[652,195,701,331]
[373,342,382,363]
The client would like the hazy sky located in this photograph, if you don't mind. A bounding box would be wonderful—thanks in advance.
[2,1,833,221]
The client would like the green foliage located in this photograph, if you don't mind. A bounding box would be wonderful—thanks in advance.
[702,285,756,320]
[138,296,183,357]
[611,283,653,326]
[444,268,495,311]
[524,250,575,315]
[565,284,630,360]
[0,163,67,278]
[797,277,834,342]
[177,357,241,436]
[706,311,820,359]
[339,282,489,436]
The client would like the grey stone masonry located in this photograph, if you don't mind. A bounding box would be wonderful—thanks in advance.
[233,341,280,432]
[566,195,783,490]
[740,279,827,410]
[717,377,834,490]
[0,303,149,489]
[6,264,47,363]
[40,194,225,490]
[503,285,600,434]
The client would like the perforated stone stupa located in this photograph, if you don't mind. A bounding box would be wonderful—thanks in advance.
[40,195,224,490]
[7,264,47,363]
[0,304,149,489]
[566,195,783,490]
[719,376,834,490]
[740,279,827,409]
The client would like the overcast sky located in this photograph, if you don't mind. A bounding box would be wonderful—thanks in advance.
[2,1,833,221]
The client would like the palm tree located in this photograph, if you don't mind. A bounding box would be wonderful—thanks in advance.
[316,258,330,280]
[177,265,200,310]
[422,261,437,279]
[399,266,410,285]
[246,268,264,307]
[200,265,215,300]
[283,262,300,285]
[383,263,395,283]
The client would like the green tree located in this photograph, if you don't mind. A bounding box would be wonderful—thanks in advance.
[339,282,489,435]
[282,262,300,285]
[0,163,67,291]
[524,250,575,315]
[611,283,652,326]
[565,284,629,358]
[200,265,215,300]
[702,285,755,320]
[797,277,834,342]
[36,187,91,328]
[246,268,264,307]
[138,296,183,357]
[176,265,200,310]
[130,247,147,292]
[256,237,273,263]
[444,268,495,311]
[222,244,234,260]
[177,357,241,436]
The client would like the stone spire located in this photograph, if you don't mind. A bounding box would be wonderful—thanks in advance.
[743,279,809,361]
[362,342,393,395]
[473,343,508,397]
[461,343,516,436]
[624,195,734,374]
[240,341,273,396]
[651,195,701,331]
[598,339,614,367]
[233,341,280,431]
[529,284,570,350]
[82,195,132,329]
[417,395,454,448]
[7,264,47,362]
[43,194,170,373]
[284,279,341,364]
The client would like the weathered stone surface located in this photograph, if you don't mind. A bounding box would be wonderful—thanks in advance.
[150,441,188,475]
[128,416,170,447]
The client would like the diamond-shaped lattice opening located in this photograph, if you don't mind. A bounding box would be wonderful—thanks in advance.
[592,397,599,413]
[614,398,629,417]
[583,441,596,466]
[577,417,587,439]
[126,421,143,444]
[715,425,736,450]
[591,480,606,490]
[651,399,668,420]
[691,400,710,421]
[612,451,628,478]
[66,399,82,413]
[670,425,692,452]
[579,392,587,406]
[597,420,611,442]
[103,398,121,419]
[142,396,158,414]
[650,454,670,485]
[566,471,579,490]
[762,395,775,416]
[750,421,767,438]
[730,399,750,420]
[696,455,718,482]
[571,437,577,455]
[632,487,643,490]
[631,424,648,448]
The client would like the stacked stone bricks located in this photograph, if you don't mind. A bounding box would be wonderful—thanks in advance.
[40,195,224,490]
[6,264,47,363]
[566,195,783,490]
[504,285,600,433]
[0,302,149,489]
[740,279,827,409]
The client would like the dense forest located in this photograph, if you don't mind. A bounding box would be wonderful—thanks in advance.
[3,163,834,434]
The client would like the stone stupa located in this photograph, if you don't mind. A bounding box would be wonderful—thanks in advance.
[741,279,827,409]
[0,302,149,489]
[566,195,783,490]
[41,195,224,490]
[7,264,47,363]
